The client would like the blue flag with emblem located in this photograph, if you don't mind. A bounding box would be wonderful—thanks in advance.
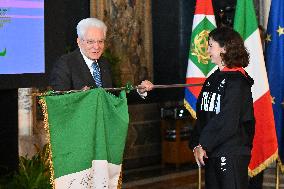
[265,0,284,172]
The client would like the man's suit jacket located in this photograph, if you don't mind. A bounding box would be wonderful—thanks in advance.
[50,48,113,91]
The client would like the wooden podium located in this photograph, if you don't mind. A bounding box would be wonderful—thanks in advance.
[161,118,195,168]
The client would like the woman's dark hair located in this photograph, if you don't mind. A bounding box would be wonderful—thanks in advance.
[208,27,249,68]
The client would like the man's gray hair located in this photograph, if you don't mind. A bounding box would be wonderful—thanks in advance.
[76,17,107,39]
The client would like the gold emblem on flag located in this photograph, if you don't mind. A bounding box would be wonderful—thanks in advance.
[191,30,210,64]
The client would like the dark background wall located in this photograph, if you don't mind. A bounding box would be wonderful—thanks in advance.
[0,90,18,176]
[152,0,194,102]
[45,0,90,77]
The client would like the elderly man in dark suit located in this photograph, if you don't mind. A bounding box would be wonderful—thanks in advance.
[50,17,153,94]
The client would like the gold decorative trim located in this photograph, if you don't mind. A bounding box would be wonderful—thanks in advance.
[117,171,123,189]
[248,149,278,177]
[38,98,55,189]
[184,99,197,119]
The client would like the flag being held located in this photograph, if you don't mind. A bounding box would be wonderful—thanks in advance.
[39,88,129,189]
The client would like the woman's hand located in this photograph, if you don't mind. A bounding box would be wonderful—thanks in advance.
[193,145,208,167]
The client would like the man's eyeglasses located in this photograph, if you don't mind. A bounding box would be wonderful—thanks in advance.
[82,39,105,46]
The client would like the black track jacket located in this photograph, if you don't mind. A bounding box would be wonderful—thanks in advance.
[189,68,255,157]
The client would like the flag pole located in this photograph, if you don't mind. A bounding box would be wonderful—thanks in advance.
[106,83,203,91]
[33,83,203,96]
[276,160,279,189]
[198,166,201,189]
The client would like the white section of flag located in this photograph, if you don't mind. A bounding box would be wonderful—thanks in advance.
[192,15,216,30]
[186,60,206,78]
[186,59,218,78]
[192,15,205,29]
[244,30,269,102]
[55,160,121,189]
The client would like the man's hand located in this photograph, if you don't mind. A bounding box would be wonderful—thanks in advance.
[81,86,90,91]
[193,145,208,167]
[137,80,154,94]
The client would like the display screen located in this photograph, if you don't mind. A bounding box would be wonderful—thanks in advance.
[0,0,44,74]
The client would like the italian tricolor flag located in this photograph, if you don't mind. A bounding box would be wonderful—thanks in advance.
[184,0,217,118]
[234,0,278,176]
[40,89,129,188]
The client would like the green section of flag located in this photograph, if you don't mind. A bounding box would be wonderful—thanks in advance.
[233,0,258,40]
[189,17,216,76]
[44,89,129,178]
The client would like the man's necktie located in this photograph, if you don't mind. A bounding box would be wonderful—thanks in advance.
[92,61,102,87]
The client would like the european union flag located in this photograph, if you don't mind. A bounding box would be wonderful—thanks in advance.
[265,0,284,171]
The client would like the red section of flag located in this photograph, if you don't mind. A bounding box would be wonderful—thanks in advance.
[186,77,206,98]
[195,0,214,15]
[249,91,278,170]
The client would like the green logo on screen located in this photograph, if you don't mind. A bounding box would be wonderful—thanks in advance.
[0,48,6,56]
